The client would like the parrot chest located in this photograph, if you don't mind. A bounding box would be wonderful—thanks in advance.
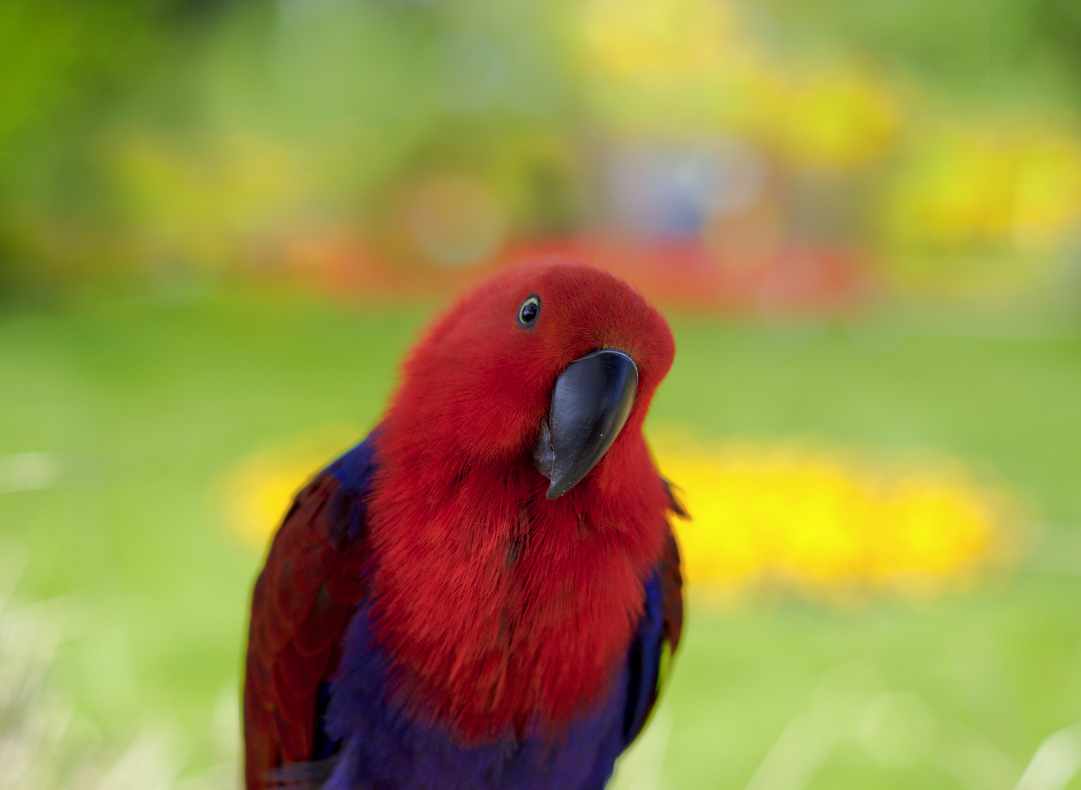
[326,599,633,790]
[365,476,667,741]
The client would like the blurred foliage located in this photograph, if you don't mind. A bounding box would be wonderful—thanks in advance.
[0,0,236,291]
[756,0,1081,105]
[880,124,1081,297]
[1,0,1080,303]
[580,0,900,170]
[2,0,583,289]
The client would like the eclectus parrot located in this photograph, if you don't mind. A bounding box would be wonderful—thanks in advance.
[244,263,686,789]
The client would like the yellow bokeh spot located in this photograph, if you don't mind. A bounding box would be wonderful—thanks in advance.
[577,0,899,166]
[768,66,901,171]
[580,0,737,81]
[882,125,1081,252]
[653,434,1017,602]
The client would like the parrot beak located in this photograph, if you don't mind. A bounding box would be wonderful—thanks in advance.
[534,349,639,500]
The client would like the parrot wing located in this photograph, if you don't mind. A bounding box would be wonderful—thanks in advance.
[243,436,379,790]
[621,486,685,748]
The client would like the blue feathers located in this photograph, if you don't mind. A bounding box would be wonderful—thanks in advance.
[322,605,629,790]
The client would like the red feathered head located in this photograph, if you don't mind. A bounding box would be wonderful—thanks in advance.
[385,263,675,498]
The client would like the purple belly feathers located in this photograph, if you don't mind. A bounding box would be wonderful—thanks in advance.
[320,604,633,790]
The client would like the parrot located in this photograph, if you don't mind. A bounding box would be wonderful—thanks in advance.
[244,262,686,790]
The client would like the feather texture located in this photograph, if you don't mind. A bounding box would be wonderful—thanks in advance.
[243,263,686,789]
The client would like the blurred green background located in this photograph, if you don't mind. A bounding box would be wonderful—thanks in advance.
[2,1,1080,788]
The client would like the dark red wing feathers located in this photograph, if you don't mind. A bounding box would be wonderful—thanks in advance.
[660,528,684,654]
[243,473,369,790]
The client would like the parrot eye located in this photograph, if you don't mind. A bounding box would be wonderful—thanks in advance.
[517,295,541,328]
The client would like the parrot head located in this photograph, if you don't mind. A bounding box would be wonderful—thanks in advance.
[389,263,675,499]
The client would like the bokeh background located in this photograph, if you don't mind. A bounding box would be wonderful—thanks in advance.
[3,1,1081,788]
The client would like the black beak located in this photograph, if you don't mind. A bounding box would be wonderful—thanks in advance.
[533,349,639,500]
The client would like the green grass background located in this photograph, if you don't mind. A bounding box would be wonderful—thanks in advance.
[2,291,1080,788]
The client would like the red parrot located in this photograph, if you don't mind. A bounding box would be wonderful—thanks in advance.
[244,263,685,789]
